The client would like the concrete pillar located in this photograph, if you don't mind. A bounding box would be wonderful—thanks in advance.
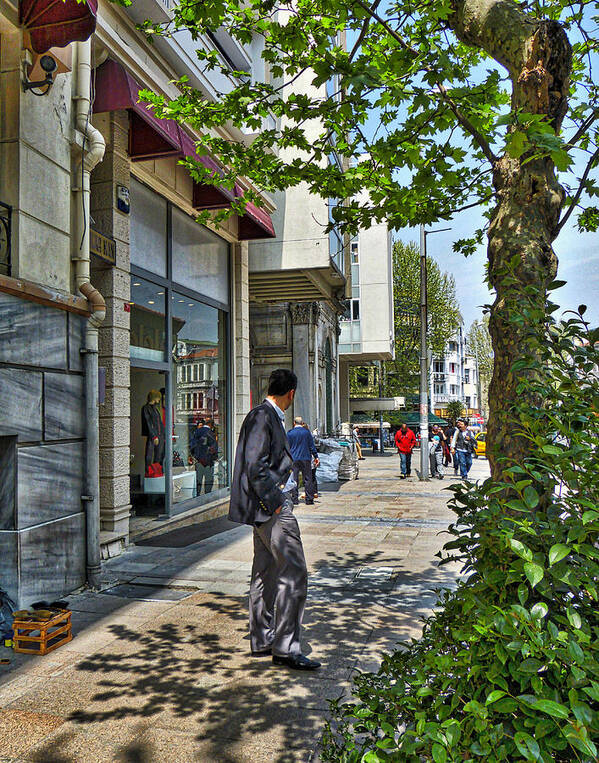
[90,111,131,539]
[339,359,350,422]
[233,242,250,439]
[291,303,315,427]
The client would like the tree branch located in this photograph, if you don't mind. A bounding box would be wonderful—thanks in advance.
[435,84,498,163]
[554,145,599,235]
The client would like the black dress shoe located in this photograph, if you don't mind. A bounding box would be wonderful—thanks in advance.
[273,653,321,670]
[251,647,272,657]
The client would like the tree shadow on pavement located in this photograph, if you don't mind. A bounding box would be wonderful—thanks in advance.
[25,547,459,762]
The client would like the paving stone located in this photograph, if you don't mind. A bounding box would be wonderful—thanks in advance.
[0,455,490,761]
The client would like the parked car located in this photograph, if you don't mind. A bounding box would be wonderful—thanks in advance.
[475,431,486,457]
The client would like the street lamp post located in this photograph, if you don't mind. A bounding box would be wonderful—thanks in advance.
[419,224,451,481]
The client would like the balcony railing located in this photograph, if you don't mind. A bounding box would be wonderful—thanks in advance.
[0,202,11,277]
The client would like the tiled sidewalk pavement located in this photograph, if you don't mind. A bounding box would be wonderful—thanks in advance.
[0,453,489,762]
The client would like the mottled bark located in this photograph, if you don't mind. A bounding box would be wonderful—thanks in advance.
[449,1,571,479]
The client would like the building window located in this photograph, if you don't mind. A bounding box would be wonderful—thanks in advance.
[449,362,456,374]
[351,241,359,263]
[434,383,445,395]
[352,299,360,320]
[433,360,444,374]
[465,396,471,408]
[129,277,166,362]
[129,179,231,517]
[464,369,470,383]
[450,385,459,396]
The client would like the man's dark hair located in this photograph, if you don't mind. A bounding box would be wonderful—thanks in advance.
[197,418,205,426]
[268,368,298,396]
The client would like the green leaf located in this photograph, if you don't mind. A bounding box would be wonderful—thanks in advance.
[567,607,582,629]
[510,538,533,561]
[514,731,541,761]
[486,690,507,705]
[524,562,544,588]
[549,544,570,566]
[523,485,539,509]
[432,743,447,763]
[519,658,543,674]
[531,602,548,619]
[532,699,570,718]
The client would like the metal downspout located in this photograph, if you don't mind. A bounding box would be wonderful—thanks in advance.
[73,40,106,589]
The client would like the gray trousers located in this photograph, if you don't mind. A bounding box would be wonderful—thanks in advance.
[249,500,308,656]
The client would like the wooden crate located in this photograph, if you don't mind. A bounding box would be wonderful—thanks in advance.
[13,610,72,656]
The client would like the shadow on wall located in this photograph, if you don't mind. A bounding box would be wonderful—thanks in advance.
[25,548,457,762]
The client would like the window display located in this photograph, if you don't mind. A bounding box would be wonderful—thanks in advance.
[172,297,228,505]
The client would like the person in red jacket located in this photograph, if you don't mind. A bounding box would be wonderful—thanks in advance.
[395,422,416,479]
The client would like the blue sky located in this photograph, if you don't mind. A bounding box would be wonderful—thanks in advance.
[394,211,599,331]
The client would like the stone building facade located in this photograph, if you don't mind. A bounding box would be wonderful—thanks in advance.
[250,301,340,432]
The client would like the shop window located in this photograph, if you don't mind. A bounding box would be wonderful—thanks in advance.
[129,277,166,361]
[172,295,229,505]
[130,179,167,277]
[172,206,229,306]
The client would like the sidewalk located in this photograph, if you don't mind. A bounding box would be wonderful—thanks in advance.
[0,454,489,762]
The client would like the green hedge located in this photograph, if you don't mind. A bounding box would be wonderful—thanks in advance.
[321,305,599,762]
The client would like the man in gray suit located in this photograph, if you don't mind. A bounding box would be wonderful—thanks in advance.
[229,368,320,670]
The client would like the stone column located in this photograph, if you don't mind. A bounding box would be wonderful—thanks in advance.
[339,358,350,422]
[291,303,316,427]
[90,111,131,544]
[233,242,250,439]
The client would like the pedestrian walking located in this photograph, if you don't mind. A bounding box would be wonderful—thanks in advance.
[288,417,319,505]
[352,425,365,460]
[395,422,416,479]
[444,422,458,474]
[429,426,444,479]
[450,419,477,479]
[229,369,320,670]
[303,423,320,498]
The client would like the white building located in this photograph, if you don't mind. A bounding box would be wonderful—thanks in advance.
[338,220,395,422]
[430,327,481,419]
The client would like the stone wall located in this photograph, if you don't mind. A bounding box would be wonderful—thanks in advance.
[249,300,340,431]
[0,293,87,608]
[90,111,132,546]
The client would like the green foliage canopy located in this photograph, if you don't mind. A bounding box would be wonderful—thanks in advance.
[385,241,462,397]
[135,0,599,246]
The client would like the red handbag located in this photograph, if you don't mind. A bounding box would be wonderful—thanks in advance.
[146,463,163,478]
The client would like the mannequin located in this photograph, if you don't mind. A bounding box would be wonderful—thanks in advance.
[142,389,165,475]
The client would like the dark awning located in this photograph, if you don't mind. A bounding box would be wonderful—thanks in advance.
[20,0,97,54]
[236,185,276,240]
[180,133,236,210]
[93,59,183,161]
[93,60,275,238]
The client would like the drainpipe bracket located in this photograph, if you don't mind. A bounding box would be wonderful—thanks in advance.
[80,348,98,355]
[81,495,94,502]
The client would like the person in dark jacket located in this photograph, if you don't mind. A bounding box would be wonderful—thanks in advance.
[229,368,320,671]
[287,417,319,505]
[191,418,218,494]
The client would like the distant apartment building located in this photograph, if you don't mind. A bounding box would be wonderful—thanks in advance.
[430,327,481,420]
[338,220,395,422]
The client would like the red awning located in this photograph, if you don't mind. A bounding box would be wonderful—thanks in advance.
[93,60,275,238]
[236,185,276,239]
[179,133,236,210]
[93,59,183,161]
[20,0,97,54]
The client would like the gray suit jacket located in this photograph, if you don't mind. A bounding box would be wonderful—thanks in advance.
[229,402,293,525]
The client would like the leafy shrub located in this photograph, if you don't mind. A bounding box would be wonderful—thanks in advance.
[321,304,599,762]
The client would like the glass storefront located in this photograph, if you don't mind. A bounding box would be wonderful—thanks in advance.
[128,178,231,517]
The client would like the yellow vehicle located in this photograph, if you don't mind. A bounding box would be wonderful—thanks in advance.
[475,431,487,457]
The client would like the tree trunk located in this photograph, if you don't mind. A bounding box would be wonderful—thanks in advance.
[450,2,572,479]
